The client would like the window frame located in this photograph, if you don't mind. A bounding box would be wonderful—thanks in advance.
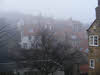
[90,59,95,69]
[89,35,99,46]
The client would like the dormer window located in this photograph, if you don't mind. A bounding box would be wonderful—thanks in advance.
[89,35,99,46]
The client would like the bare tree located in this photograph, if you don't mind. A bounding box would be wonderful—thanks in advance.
[10,26,87,75]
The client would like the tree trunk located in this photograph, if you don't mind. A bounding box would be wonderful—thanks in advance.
[64,69,70,75]
[45,72,48,75]
[52,72,53,75]
[41,71,43,75]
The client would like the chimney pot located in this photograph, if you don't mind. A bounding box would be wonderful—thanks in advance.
[98,0,100,6]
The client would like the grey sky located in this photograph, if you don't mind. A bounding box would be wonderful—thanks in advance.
[0,0,98,23]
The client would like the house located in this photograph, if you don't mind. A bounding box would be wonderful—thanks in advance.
[17,14,89,75]
[18,16,55,49]
[87,0,100,75]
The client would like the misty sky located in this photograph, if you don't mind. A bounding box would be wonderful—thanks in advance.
[0,0,98,23]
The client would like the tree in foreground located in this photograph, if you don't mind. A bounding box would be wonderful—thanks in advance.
[10,27,87,75]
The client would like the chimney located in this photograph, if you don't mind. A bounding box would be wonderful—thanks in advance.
[98,0,100,6]
[96,0,100,19]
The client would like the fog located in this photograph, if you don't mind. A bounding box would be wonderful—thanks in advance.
[0,0,98,23]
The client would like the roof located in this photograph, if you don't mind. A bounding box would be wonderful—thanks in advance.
[87,20,96,31]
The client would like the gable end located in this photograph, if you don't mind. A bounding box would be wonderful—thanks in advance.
[87,20,96,32]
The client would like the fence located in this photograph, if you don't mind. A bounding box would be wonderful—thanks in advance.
[0,72,14,75]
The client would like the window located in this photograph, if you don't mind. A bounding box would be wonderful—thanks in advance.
[90,59,95,69]
[29,36,32,40]
[93,26,96,30]
[49,25,52,30]
[89,35,99,46]
[23,43,28,49]
[94,36,98,45]
[29,28,33,32]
